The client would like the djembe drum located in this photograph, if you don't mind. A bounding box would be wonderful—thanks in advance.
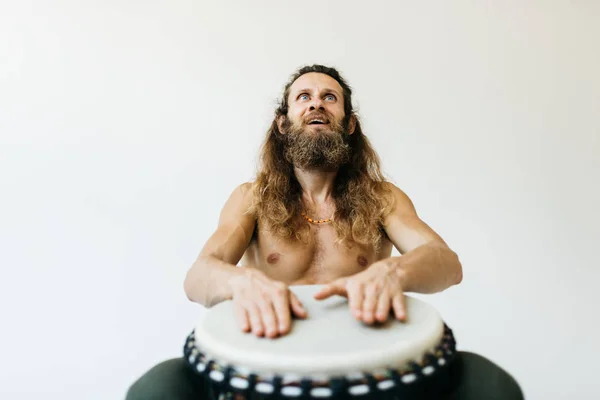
[183,285,457,399]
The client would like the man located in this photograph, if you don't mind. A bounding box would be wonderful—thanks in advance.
[126,65,524,399]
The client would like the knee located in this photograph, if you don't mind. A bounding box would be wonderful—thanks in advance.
[457,351,524,400]
[125,358,200,400]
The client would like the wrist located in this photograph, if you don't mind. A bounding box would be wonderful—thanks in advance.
[226,267,259,297]
[378,257,407,289]
[226,267,245,295]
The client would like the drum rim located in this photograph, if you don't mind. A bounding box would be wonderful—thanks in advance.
[183,324,457,398]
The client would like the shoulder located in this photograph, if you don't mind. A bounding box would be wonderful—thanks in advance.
[228,181,255,202]
[380,181,418,217]
[220,182,257,219]
[236,181,255,198]
[379,182,447,253]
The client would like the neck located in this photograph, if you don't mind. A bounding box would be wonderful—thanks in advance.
[294,166,337,206]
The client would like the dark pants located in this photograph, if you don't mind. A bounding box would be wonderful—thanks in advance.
[126,352,524,400]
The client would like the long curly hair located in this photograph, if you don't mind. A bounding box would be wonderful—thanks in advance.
[250,65,392,250]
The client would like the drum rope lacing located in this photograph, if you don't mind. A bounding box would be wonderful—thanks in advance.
[183,324,457,399]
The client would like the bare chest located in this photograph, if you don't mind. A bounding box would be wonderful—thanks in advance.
[241,223,393,285]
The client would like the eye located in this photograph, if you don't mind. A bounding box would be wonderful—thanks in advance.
[298,94,309,101]
[325,94,336,101]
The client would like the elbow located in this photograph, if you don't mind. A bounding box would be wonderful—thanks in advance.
[183,257,208,305]
[432,241,463,287]
[454,265,463,286]
[183,273,195,303]
[183,270,197,303]
[451,250,463,286]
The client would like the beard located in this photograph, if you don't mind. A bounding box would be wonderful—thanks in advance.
[281,112,351,170]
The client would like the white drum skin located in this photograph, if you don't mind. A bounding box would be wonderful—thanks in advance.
[192,284,445,379]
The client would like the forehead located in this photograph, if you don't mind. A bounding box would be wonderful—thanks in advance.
[289,72,343,96]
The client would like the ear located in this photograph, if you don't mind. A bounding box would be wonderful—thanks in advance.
[276,115,286,134]
[347,114,357,135]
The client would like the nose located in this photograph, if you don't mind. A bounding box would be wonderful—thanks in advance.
[309,97,325,111]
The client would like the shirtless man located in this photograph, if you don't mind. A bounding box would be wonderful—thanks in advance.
[126,65,524,400]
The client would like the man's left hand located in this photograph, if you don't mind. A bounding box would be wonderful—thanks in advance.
[313,261,406,324]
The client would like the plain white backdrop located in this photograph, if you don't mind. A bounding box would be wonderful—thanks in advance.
[1,1,598,399]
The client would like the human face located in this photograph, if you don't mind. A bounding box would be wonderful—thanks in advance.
[285,72,346,132]
[278,72,354,170]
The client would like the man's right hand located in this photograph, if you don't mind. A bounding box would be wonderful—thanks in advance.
[228,269,307,338]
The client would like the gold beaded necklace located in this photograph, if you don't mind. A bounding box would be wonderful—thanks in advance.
[301,212,333,224]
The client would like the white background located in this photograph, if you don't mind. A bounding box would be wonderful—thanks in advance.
[1,1,598,399]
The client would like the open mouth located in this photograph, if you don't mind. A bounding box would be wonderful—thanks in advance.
[307,119,328,125]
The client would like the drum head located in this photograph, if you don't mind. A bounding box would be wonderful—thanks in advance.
[192,284,445,378]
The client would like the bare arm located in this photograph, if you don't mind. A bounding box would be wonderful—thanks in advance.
[381,183,463,293]
[184,182,307,337]
[313,182,462,324]
[183,183,256,307]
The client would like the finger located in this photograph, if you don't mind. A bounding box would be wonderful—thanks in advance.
[289,291,307,319]
[258,299,279,338]
[272,291,292,335]
[247,303,265,337]
[392,293,406,321]
[375,292,391,323]
[361,284,379,324]
[313,279,347,300]
[348,282,364,319]
[233,302,250,332]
